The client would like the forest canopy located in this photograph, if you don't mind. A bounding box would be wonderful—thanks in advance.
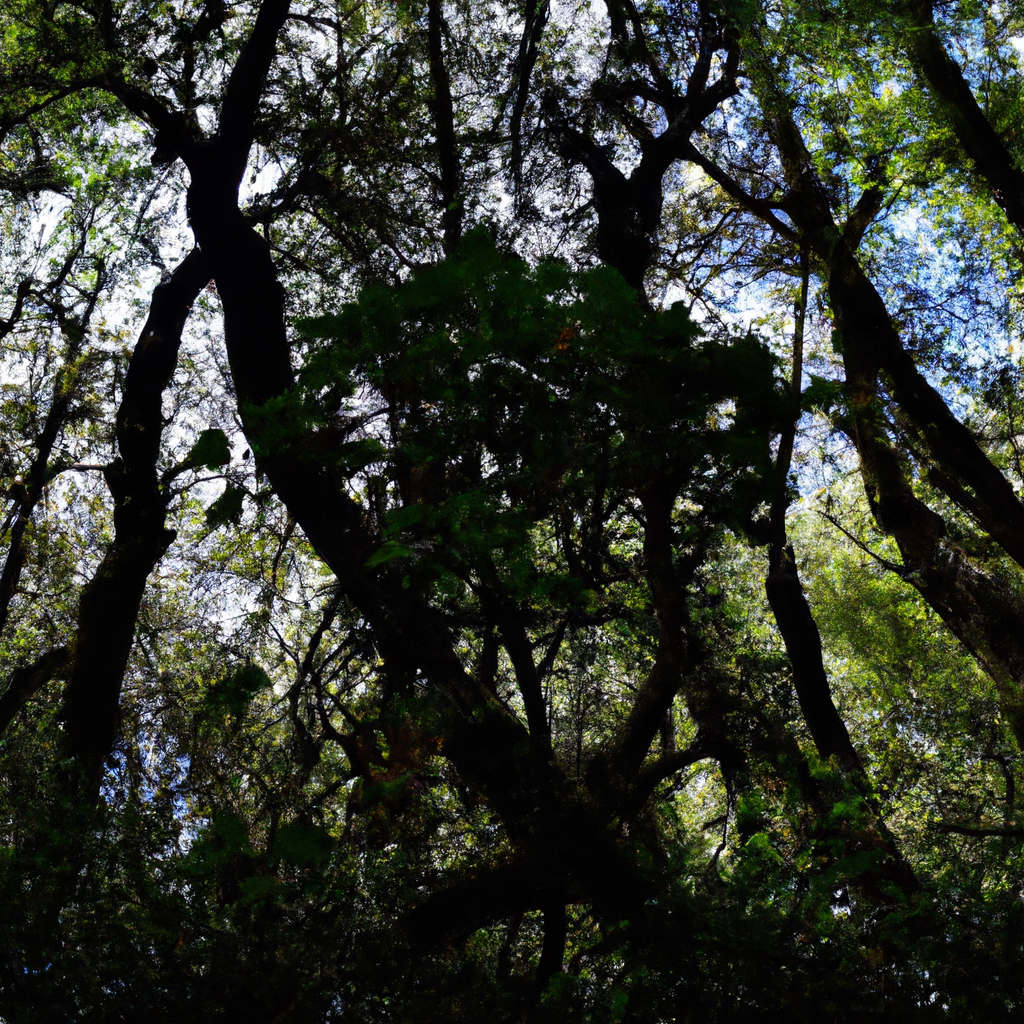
[2,0,1024,1020]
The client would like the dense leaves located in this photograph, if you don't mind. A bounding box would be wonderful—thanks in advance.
[3,0,1024,1021]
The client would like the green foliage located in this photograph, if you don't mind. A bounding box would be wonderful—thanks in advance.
[263,820,336,868]
[299,228,783,578]
[4,0,1024,1021]
[801,374,845,416]
[184,428,232,471]
[200,662,272,719]
[204,483,246,528]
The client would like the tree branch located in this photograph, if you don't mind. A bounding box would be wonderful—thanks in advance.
[217,0,293,186]
[426,0,462,252]
[903,0,1024,233]
[0,647,70,736]
[59,248,210,782]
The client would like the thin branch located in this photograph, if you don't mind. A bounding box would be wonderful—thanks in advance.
[681,140,798,241]
[818,510,906,575]
[933,821,1024,838]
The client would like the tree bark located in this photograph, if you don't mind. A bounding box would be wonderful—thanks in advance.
[426,0,462,253]
[59,248,210,779]
[544,12,738,296]
[0,647,69,736]
[903,0,1024,234]
[743,63,1024,754]
[764,252,864,777]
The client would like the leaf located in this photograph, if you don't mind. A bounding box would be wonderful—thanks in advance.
[364,540,413,567]
[383,503,427,534]
[801,375,845,415]
[271,822,334,868]
[336,437,386,470]
[205,484,245,527]
[238,875,281,904]
[185,428,231,470]
[189,812,255,866]
[610,986,630,1023]
[202,662,273,718]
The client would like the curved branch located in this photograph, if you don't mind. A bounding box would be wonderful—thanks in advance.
[903,0,1024,233]
[217,0,293,185]
[620,736,722,819]
[681,140,797,242]
[59,248,210,781]
[0,647,70,736]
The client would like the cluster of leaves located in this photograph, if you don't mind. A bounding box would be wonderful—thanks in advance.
[4,0,1024,1021]
[297,227,782,570]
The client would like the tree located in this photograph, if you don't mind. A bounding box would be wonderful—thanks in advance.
[2,0,1024,1020]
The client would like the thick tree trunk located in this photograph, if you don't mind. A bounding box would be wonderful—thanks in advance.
[765,545,863,773]
[174,4,568,855]
[747,72,1024,755]
[903,0,1024,234]
[59,249,209,780]
[763,251,865,778]
[426,0,462,253]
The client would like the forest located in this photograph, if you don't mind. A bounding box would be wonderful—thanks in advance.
[1,0,1024,1019]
